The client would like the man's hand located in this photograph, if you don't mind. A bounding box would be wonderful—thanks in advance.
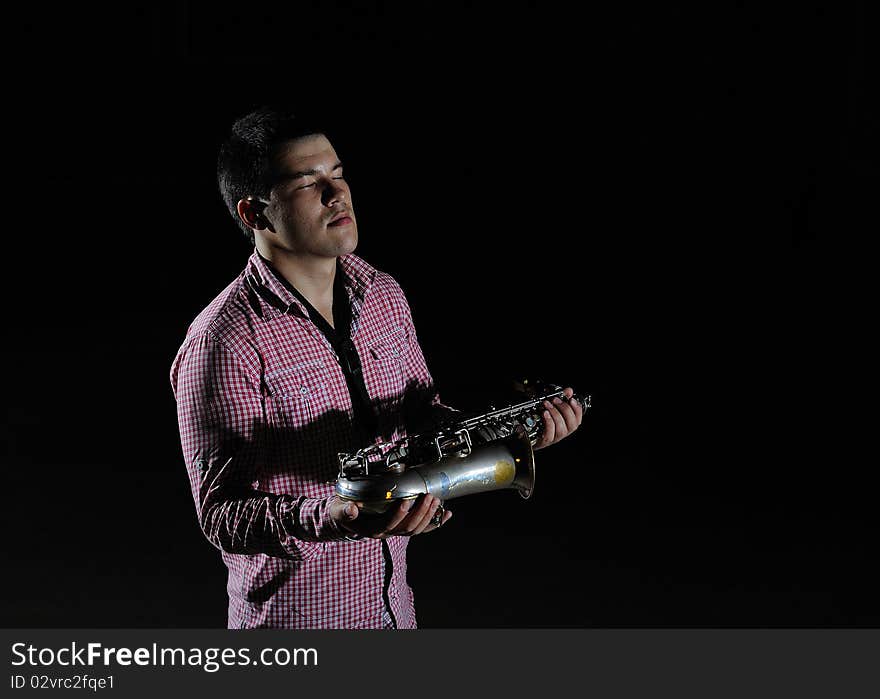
[533,386,583,450]
[329,494,452,539]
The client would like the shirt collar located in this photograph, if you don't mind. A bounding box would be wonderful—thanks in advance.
[243,249,377,321]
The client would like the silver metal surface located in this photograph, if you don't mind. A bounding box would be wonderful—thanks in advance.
[335,430,535,513]
[334,385,590,513]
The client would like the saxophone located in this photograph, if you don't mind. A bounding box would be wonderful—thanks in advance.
[335,383,591,513]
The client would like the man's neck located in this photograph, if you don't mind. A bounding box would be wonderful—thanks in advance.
[257,246,338,318]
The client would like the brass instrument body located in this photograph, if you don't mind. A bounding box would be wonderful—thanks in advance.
[335,386,591,513]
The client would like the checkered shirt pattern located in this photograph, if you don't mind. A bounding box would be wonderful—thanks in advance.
[170,251,446,629]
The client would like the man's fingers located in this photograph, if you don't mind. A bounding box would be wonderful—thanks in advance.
[330,497,360,526]
[425,508,453,533]
[409,497,439,536]
[384,496,455,536]
[552,396,579,432]
[410,496,439,535]
[562,387,584,426]
[570,395,584,423]
[387,495,433,536]
[534,407,556,449]
[382,497,416,533]
[545,400,566,437]
[536,390,588,448]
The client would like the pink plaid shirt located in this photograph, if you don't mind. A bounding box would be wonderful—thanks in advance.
[170,251,446,629]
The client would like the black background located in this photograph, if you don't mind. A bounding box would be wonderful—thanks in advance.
[3,1,876,627]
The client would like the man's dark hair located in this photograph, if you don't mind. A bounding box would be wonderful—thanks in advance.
[217,106,326,245]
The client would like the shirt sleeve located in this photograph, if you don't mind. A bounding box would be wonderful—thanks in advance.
[170,332,354,561]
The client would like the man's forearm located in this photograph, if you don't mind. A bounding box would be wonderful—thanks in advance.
[199,489,349,560]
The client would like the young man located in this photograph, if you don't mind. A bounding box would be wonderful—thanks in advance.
[170,107,583,629]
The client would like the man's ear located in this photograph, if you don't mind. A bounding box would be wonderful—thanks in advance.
[237,197,271,231]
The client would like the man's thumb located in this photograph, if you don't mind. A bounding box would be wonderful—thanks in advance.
[342,501,359,520]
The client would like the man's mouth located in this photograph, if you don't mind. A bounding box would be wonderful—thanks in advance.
[328,215,353,227]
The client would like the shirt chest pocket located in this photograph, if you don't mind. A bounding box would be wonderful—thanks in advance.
[265,361,334,429]
[366,328,410,401]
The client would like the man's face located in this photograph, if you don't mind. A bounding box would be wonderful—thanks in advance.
[257,133,358,259]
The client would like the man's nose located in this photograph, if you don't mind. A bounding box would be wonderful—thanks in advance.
[322,179,347,206]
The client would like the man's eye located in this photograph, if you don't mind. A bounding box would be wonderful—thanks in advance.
[332,175,345,180]
[297,183,316,190]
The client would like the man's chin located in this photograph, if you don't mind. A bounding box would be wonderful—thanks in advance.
[330,229,358,256]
